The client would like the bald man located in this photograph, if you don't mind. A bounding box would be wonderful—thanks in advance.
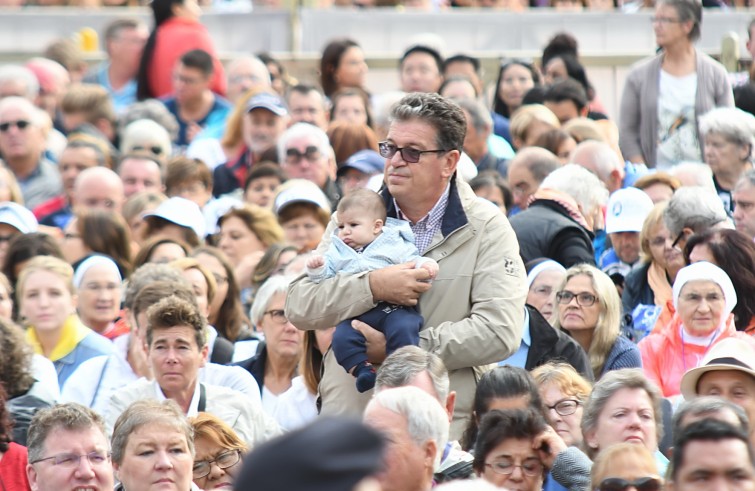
[72,166,125,214]
[569,141,625,194]
[226,56,271,104]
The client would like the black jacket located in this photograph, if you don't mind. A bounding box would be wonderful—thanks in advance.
[235,344,267,395]
[621,262,654,316]
[524,305,594,381]
[509,199,595,268]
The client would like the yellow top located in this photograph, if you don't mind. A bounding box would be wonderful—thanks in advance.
[26,315,89,361]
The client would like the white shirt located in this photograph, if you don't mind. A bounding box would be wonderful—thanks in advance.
[272,376,318,432]
[656,70,701,169]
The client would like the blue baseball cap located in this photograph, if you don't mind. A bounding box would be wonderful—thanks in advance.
[337,150,384,177]
[246,92,287,117]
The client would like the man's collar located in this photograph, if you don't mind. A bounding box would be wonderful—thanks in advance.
[153,380,201,416]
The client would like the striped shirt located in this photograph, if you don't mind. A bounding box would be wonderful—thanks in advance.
[395,184,450,255]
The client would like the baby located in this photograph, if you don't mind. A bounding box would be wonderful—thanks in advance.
[306,188,439,392]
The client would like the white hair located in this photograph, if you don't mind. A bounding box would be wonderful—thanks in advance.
[0,96,47,128]
[120,118,172,158]
[249,274,292,326]
[227,56,271,86]
[539,163,609,216]
[668,162,715,191]
[0,65,40,100]
[367,386,450,470]
[276,122,332,163]
[700,107,755,156]
[570,140,623,182]
[664,186,729,237]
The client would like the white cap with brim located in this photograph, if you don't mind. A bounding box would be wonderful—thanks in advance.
[143,196,206,239]
[679,337,755,399]
[0,202,38,234]
[274,181,331,216]
[605,187,654,234]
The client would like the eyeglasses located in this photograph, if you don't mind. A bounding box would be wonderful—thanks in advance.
[192,450,241,479]
[671,230,687,251]
[0,120,30,132]
[131,145,163,156]
[556,290,597,307]
[31,451,110,467]
[263,309,289,325]
[598,477,662,491]
[529,285,553,297]
[546,399,582,416]
[286,145,321,163]
[485,459,543,477]
[378,141,448,164]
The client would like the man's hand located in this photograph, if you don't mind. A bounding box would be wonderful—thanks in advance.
[352,319,387,364]
[368,262,432,306]
[307,255,325,269]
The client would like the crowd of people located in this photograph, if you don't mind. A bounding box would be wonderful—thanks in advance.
[3,0,755,489]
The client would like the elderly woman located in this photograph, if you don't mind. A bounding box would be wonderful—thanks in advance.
[190,412,248,490]
[622,202,686,336]
[18,256,114,388]
[474,408,590,491]
[582,369,668,473]
[274,179,331,254]
[619,0,732,169]
[699,107,755,215]
[591,444,661,491]
[120,119,173,165]
[112,399,196,491]
[553,264,641,380]
[217,204,284,291]
[525,259,567,323]
[236,275,304,416]
[510,164,607,268]
[531,362,592,448]
[73,255,125,340]
[639,261,745,397]
[685,229,755,333]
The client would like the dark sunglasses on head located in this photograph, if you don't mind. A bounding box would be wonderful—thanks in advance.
[286,145,320,162]
[0,120,30,132]
[598,477,662,491]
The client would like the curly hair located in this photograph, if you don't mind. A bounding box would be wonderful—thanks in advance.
[0,319,37,398]
[0,383,12,453]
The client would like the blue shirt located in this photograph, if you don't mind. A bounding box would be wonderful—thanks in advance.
[162,94,232,151]
[499,309,530,367]
[86,63,137,114]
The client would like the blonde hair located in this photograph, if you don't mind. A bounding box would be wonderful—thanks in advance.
[218,204,284,249]
[591,443,659,489]
[639,201,669,263]
[510,104,560,144]
[17,256,75,302]
[562,117,605,144]
[552,264,621,379]
[170,258,217,305]
[0,166,23,205]
[190,412,248,454]
[531,361,592,401]
[220,87,269,150]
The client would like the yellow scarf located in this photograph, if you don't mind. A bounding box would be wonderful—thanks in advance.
[25,315,89,361]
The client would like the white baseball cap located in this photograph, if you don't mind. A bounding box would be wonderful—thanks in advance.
[0,202,38,234]
[605,187,654,234]
[144,197,206,239]
[274,180,331,216]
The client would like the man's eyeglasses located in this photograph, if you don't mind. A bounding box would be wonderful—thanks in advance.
[286,146,321,163]
[0,120,30,132]
[485,459,543,477]
[545,399,582,416]
[671,230,687,251]
[193,449,241,479]
[556,290,598,307]
[378,141,448,164]
[31,451,110,467]
[264,309,289,325]
[597,477,662,491]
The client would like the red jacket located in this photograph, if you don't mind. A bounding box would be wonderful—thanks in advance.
[148,17,226,99]
[639,313,746,397]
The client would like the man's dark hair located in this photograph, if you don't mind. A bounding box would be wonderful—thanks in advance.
[180,49,214,77]
[288,83,323,100]
[543,78,588,113]
[400,45,444,74]
[672,419,755,480]
[442,54,480,74]
[390,92,466,153]
[146,295,206,349]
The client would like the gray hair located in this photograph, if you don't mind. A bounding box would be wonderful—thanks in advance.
[660,0,702,41]
[119,99,180,141]
[581,369,664,459]
[27,403,108,464]
[111,399,194,465]
[736,169,755,191]
[673,396,749,437]
[0,96,47,128]
[539,163,609,216]
[367,386,450,469]
[668,161,715,190]
[120,119,172,159]
[0,65,40,100]
[66,138,107,167]
[664,186,729,237]
[250,274,292,326]
[569,140,623,182]
[454,97,493,134]
[700,107,755,160]
[276,122,332,164]
[390,92,467,153]
[124,263,188,309]
[375,346,450,403]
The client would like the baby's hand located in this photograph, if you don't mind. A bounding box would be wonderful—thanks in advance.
[307,255,325,269]
[420,261,439,280]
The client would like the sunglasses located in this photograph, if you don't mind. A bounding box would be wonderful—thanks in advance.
[0,120,30,132]
[378,141,448,164]
[598,477,662,491]
[131,145,163,156]
[286,145,320,163]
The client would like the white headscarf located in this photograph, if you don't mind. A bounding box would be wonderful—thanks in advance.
[73,255,122,290]
[526,260,567,290]
[672,261,737,316]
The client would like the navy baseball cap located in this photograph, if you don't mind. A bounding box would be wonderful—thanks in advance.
[337,150,385,177]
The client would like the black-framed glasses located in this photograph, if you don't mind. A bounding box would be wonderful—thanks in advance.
[0,120,30,132]
[264,309,289,325]
[286,145,321,163]
[193,449,241,479]
[671,230,687,250]
[378,141,448,164]
[31,451,110,467]
[485,459,543,477]
[546,399,582,416]
[556,290,597,307]
[598,477,662,491]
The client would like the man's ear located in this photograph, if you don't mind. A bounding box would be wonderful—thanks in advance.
[441,150,460,180]
[27,464,38,491]
[423,439,438,471]
[445,391,457,424]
